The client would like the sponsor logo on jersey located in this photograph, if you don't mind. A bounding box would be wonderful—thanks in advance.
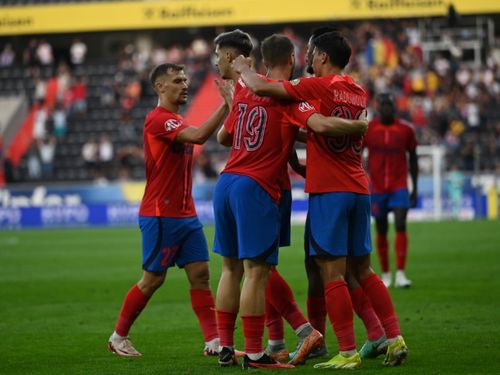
[298,101,315,112]
[164,119,181,132]
[290,78,301,86]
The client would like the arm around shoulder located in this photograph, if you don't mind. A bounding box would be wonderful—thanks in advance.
[306,114,368,136]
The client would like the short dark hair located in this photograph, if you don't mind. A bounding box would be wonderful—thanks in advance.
[313,31,351,69]
[378,93,395,104]
[214,29,253,57]
[149,63,184,87]
[261,34,294,68]
[310,26,337,42]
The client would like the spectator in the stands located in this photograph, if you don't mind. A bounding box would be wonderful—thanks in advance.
[52,102,67,139]
[151,43,167,66]
[23,39,38,68]
[82,137,98,180]
[71,76,87,115]
[0,44,15,67]
[33,75,47,103]
[56,63,72,103]
[100,79,116,107]
[38,136,57,179]
[98,134,114,181]
[27,143,41,180]
[36,39,54,66]
[120,78,141,113]
[32,101,48,141]
[116,145,143,181]
[70,38,87,66]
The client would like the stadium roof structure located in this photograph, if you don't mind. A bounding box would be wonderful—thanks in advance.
[1,0,499,35]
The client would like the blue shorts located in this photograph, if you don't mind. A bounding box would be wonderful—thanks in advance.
[213,173,280,265]
[371,188,410,218]
[279,189,292,248]
[139,216,208,272]
[307,192,372,258]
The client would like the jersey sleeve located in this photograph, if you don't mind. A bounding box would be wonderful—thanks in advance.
[287,101,318,129]
[223,110,236,134]
[282,77,323,102]
[149,113,188,141]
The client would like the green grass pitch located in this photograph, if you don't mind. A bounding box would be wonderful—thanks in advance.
[1,220,499,374]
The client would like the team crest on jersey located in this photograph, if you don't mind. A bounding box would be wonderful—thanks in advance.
[290,78,301,86]
[164,119,181,132]
[298,102,315,112]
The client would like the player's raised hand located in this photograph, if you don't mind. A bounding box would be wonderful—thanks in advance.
[357,109,369,134]
[215,79,234,107]
[232,55,252,74]
[358,109,368,122]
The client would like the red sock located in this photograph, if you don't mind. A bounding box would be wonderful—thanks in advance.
[395,232,408,271]
[360,273,401,339]
[324,280,356,352]
[190,289,218,342]
[266,268,307,331]
[114,284,150,337]
[350,287,385,341]
[307,295,326,335]
[216,310,237,347]
[376,234,389,273]
[265,294,284,341]
[242,315,265,354]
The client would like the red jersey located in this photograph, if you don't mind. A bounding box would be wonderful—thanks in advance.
[364,117,417,193]
[223,78,315,201]
[283,74,369,194]
[139,106,196,217]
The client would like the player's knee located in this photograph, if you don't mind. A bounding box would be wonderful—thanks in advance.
[190,268,210,288]
[395,223,407,232]
[138,273,166,294]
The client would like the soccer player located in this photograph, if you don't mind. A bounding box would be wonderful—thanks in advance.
[234,31,409,368]
[107,63,232,357]
[305,26,389,361]
[364,93,419,288]
[213,31,368,369]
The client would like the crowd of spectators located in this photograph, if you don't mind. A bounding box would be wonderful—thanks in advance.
[1,17,499,184]
[23,47,88,181]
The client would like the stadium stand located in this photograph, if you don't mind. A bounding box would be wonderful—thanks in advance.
[0,16,499,184]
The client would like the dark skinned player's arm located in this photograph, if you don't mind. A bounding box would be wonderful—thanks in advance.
[408,149,419,207]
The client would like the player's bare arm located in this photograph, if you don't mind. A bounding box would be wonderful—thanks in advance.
[408,148,419,207]
[175,80,232,144]
[233,55,290,99]
[306,114,368,136]
[288,148,306,178]
[217,125,232,147]
[296,129,308,143]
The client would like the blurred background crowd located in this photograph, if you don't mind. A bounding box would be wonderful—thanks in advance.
[0,14,498,184]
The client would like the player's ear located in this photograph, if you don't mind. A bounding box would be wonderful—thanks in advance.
[320,51,328,65]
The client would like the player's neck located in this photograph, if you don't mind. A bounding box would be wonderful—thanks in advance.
[158,99,179,114]
[267,67,289,81]
[381,116,395,125]
[318,65,342,77]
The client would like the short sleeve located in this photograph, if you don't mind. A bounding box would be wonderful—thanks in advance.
[282,77,323,102]
[148,113,188,142]
[287,101,318,129]
[223,110,236,134]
